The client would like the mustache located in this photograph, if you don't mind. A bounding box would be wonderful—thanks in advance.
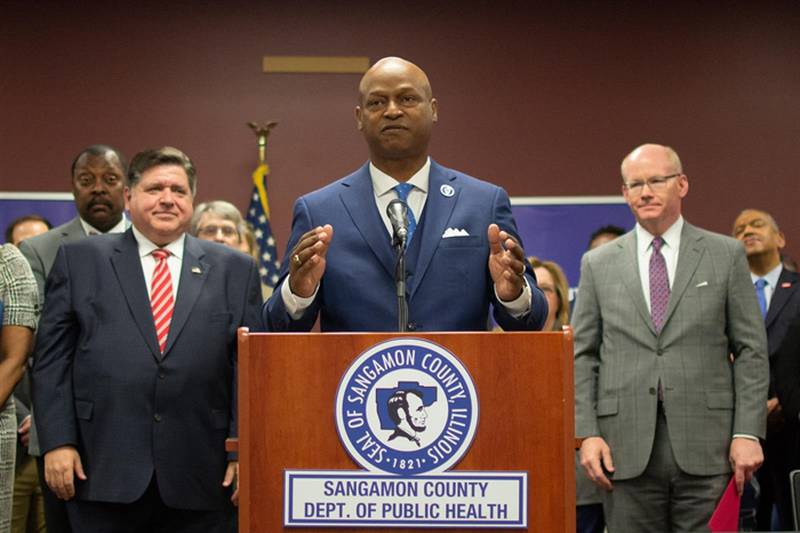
[87,197,113,208]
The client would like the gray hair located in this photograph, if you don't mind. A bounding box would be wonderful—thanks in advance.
[190,200,245,236]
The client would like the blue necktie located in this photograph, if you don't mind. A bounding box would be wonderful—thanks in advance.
[754,278,768,319]
[393,183,417,246]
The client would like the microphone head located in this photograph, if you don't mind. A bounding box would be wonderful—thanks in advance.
[386,199,409,240]
[386,198,408,217]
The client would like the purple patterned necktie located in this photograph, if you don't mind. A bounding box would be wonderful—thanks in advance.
[650,237,670,332]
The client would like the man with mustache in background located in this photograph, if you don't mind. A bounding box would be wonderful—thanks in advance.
[18,144,128,533]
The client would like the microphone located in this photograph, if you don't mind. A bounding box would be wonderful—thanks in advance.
[387,199,410,245]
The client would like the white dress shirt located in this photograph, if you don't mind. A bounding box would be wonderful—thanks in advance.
[750,263,783,310]
[131,226,184,300]
[370,158,430,237]
[636,216,684,308]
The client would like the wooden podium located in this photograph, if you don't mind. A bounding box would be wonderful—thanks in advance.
[234,329,575,532]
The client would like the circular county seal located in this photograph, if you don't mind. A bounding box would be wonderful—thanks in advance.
[335,338,478,476]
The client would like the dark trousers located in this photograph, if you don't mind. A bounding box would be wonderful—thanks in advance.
[756,423,796,530]
[36,456,71,533]
[576,503,605,533]
[66,474,230,533]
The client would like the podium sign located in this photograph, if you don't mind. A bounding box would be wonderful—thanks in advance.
[237,330,575,532]
[285,471,527,527]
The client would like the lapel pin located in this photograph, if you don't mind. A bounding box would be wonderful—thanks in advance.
[191,266,202,275]
[440,184,455,198]
[781,282,791,288]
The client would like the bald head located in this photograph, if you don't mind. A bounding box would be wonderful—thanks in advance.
[734,208,781,235]
[620,143,689,236]
[355,56,438,179]
[358,57,433,103]
[732,208,785,273]
[621,143,683,182]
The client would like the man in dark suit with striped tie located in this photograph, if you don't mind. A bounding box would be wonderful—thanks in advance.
[32,147,262,532]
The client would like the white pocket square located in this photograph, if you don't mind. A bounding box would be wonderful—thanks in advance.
[695,281,709,287]
[442,227,470,238]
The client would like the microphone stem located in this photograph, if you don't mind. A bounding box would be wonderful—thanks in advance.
[395,239,408,332]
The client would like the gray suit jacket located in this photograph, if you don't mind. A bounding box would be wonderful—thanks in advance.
[19,217,86,302]
[573,222,768,480]
[17,216,87,455]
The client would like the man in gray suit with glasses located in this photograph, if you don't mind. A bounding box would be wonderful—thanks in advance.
[573,143,768,532]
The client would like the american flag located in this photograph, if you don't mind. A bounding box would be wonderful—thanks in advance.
[246,163,281,291]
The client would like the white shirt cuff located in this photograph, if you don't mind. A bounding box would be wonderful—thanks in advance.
[732,434,759,442]
[494,277,532,319]
[280,274,319,320]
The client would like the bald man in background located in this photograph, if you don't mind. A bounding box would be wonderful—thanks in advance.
[574,144,768,531]
[733,208,800,530]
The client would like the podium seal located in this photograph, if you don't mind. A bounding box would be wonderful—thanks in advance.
[335,338,478,476]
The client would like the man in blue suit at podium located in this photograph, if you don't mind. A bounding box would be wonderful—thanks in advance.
[263,57,548,332]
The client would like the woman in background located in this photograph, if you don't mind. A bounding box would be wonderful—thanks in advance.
[528,256,604,533]
[528,257,569,332]
[0,244,38,533]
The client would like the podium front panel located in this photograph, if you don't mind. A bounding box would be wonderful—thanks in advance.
[237,331,575,532]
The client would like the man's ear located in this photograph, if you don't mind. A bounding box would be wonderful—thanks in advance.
[355,106,363,131]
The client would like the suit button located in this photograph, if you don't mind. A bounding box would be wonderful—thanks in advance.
[407,322,417,331]
[649,387,657,395]
[154,414,162,422]
[656,349,664,356]
[158,372,166,379]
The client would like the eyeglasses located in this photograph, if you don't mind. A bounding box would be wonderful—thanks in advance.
[198,225,239,238]
[623,174,681,195]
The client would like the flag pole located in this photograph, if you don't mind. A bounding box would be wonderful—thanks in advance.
[244,121,281,296]
[247,121,278,164]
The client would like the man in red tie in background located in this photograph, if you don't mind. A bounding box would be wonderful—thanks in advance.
[32,147,262,532]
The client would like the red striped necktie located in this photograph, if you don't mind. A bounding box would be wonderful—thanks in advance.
[150,249,174,354]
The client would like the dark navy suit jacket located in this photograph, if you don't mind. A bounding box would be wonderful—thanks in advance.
[263,160,547,332]
[32,229,262,510]
[772,269,800,421]
[765,268,800,394]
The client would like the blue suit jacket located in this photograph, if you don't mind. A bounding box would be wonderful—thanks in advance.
[264,160,547,332]
[32,229,262,510]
